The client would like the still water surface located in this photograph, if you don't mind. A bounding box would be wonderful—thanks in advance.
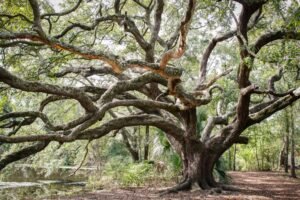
[0,166,91,200]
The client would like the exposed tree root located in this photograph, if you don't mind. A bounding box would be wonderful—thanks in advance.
[220,184,241,191]
[159,178,192,196]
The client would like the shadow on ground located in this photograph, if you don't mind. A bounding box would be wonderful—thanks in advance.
[44,171,300,200]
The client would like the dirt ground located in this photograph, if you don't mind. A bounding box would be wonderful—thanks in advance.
[45,171,300,200]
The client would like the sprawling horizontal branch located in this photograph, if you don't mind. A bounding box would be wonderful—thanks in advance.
[249,87,300,123]
[0,67,98,112]
[252,89,294,98]
[0,142,49,170]
[0,111,55,130]
[0,31,182,79]
[0,114,185,144]
[254,30,300,53]
[81,114,185,142]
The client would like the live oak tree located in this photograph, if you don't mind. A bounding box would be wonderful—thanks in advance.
[0,0,299,192]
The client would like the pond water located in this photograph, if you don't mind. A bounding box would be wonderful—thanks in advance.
[0,166,92,200]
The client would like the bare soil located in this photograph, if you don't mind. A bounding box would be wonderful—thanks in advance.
[44,171,300,200]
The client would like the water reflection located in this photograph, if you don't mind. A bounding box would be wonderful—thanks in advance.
[0,166,89,200]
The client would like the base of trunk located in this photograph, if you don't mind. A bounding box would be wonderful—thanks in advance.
[160,148,223,195]
[160,169,219,195]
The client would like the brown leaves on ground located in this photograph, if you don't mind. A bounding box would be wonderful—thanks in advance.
[44,171,300,200]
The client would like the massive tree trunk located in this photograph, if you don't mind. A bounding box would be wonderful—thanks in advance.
[168,145,222,191]
[164,109,225,192]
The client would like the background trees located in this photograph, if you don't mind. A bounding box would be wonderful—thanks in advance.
[0,0,299,193]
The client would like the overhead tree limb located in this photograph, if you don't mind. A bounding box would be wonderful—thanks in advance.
[249,87,300,124]
[0,67,98,113]
[0,114,185,144]
[254,31,300,54]
[0,142,50,170]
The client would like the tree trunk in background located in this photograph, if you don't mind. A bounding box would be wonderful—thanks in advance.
[279,144,285,168]
[121,131,139,162]
[254,133,260,170]
[144,126,149,160]
[138,126,142,161]
[233,144,237,171]
[284,111,290,173]
[290,109,297,178]
[261,139,265,170]
[228,148,232,170]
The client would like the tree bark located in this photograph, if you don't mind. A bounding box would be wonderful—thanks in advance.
[284,111,290,173]
[163,109,223,193]
[144,125,150,160]
[233,144,237,171]
[290,109,297,178]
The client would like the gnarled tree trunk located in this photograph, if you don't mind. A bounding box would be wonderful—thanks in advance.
[164,109,227,192]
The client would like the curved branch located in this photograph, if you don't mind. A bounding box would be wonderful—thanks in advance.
[0,142,49,170]
[249,87,300,124]
[268,67,283,93]
[198,31,236,85]
[159,0,196,68]
[254,30,300,54]
[0,14,32,24]
[82,114,185,142]
[0,32,181,78]
[54,15,119,39]
[41,0,83,19]
[0,114,185,144]
[201,116,229,142]
[0,67,98,113]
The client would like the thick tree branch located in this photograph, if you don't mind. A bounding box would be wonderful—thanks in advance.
[249,87,300,124]
[201,116,229,142]
[0,114,185,144]
[0,67,98,113]
[254,31,300,54]
[0,142,49,170]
